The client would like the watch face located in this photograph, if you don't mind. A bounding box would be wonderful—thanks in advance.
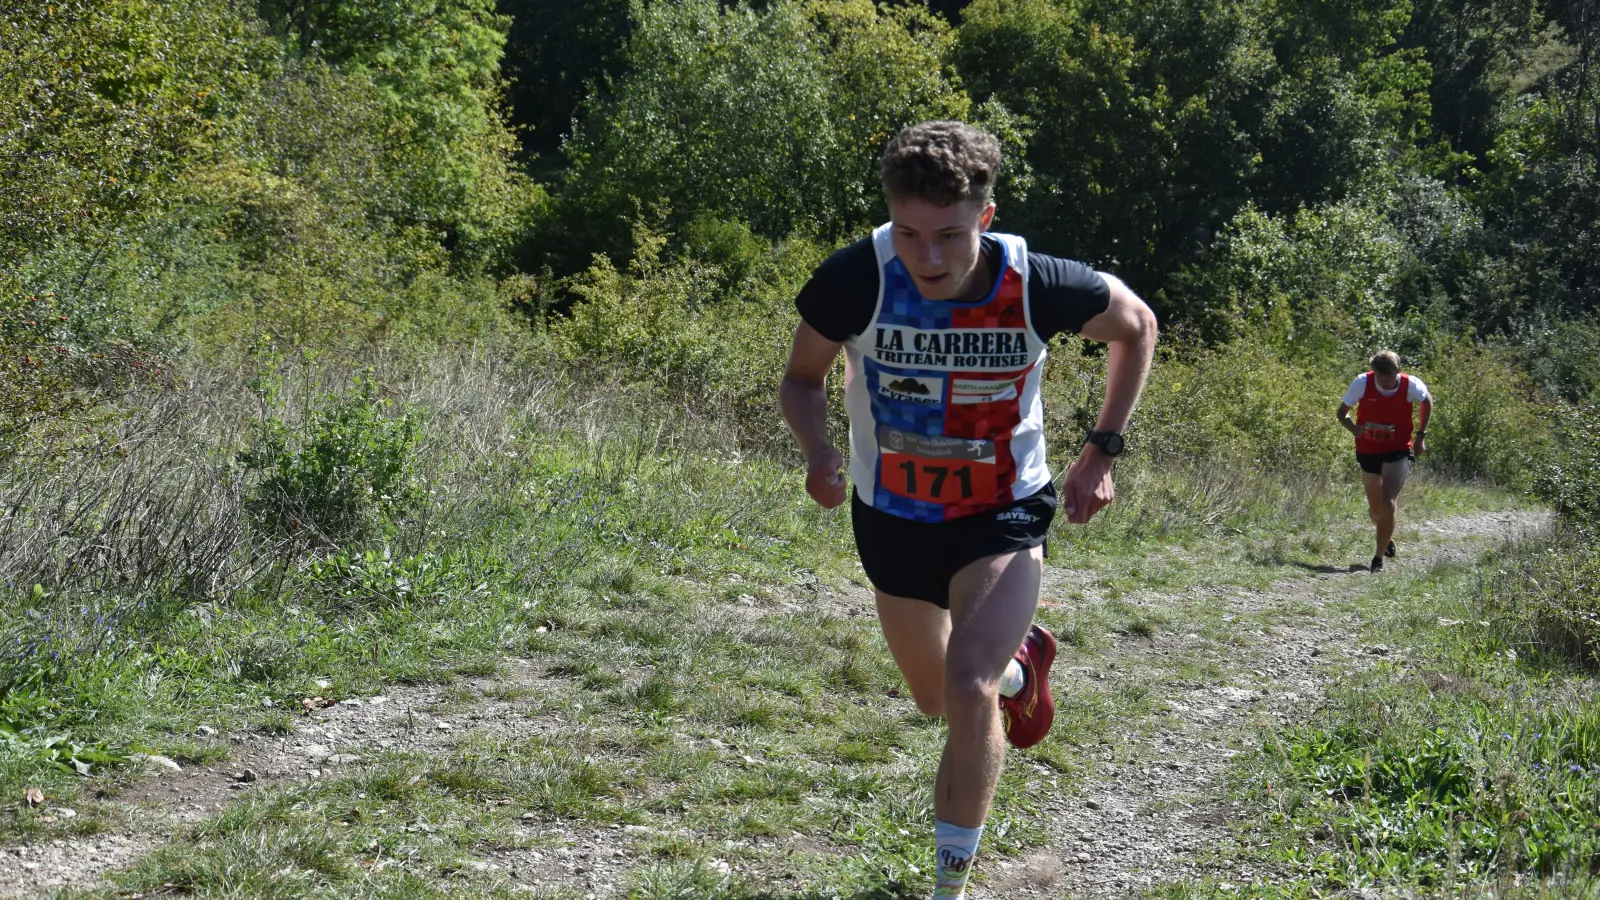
[1104,433,1125,455]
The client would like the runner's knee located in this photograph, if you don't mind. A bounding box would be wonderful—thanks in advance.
[943,665,999,713]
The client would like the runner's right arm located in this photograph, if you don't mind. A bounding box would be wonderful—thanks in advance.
[780,323,848,509]
[1336,402,1359,436]
[1336,376,1365,436]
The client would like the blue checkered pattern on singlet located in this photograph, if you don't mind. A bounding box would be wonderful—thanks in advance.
[866,254,1000,522]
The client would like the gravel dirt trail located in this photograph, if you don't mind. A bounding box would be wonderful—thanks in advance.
[981,509,1551,899]
[0,509,1550,899]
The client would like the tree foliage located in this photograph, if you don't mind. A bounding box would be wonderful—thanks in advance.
[951,0,1431,317]
[499,0,633,158]
[1,0,537,447]
[0,0,266,269]
[4,0,1597,488]
[553,0,971,259]
[254,0,528,241]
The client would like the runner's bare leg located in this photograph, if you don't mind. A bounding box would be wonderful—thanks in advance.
[935,547,1042,827]
[1376,456,1411,557]
[876,592,951,717]
[1362,471,1384,526]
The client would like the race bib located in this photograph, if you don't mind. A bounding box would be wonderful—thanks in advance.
[876,426,1000,505]
[1363,422,1396,442]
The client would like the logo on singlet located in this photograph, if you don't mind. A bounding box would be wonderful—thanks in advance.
[879,375,942,403]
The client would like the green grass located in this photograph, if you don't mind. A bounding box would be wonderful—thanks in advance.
[1049,458,1520,595]
[0,356,1535,896]
[1208,537,1600,898]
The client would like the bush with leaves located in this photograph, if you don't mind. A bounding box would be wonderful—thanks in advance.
[240,376,422,548]
[0,0,269,270]
[1047,339,1348,476]
[553,0,973,263]
[253,0,525,240]
[952,0,1427,309]
[1412,334,1552,487]
[1173,201,1405,353]
[546,217,826,440]
[1520,318,1600,406]
[1538,404,1600,530]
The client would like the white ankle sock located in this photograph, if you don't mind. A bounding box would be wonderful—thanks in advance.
[933,819,984,898]
[998,657,1026,698]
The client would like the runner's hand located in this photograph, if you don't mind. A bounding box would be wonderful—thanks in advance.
[1414,437,1427,456]
[1062,446,1115,524]
[805,446,848,509]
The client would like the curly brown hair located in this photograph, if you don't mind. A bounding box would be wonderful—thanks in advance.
[880,121,1002,207]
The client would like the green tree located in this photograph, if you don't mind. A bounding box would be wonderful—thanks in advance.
[1401,0,1546,166]
[1173,201,1405,355]
[0,0,267,270]
[952,0,1431,317]
[550,0,971,266]
[1468,0,1598,328]
[1,0,271,450]
[254,0,526,243]
[498,0,632,160]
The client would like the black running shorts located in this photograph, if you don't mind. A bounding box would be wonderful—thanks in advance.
[850,483,1057,609]
[1356,449,1414,475]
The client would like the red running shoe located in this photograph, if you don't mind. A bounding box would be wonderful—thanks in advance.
[1000,624,1057,749]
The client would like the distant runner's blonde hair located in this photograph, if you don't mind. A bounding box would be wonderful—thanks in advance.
[1370,350,1401,376]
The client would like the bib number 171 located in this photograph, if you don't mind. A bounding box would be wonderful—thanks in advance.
[898,461,973,500]
[882,453,998,505]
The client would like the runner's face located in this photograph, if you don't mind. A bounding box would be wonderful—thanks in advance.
[1376,371,1400,391]
[887,195,996,301]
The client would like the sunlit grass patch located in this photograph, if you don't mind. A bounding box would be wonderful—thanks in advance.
[1223,545,1600,895]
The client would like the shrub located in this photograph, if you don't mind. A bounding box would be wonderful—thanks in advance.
[240,374,421,548]
[1049,339,1348,476]
[546,217,826,442]
[1171,201,1405,356]
[1479,534,1600,671]
[0,287,165,460]
[1537,404,1600,530]
[1523,319,1600,406]
[1414,334,1553,487]
[557,0,971,256]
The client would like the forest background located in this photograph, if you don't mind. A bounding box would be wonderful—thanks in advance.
[6,0,1600,477]
[2,0,1600,895]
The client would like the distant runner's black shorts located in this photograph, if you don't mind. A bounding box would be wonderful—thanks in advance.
[1356,449,1414,475]
[850,483,1057,609]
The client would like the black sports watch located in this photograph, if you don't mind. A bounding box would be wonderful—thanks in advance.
[1085,430,1125,457]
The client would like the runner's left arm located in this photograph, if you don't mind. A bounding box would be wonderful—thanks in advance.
[1062,274,1158,524]
[1416,398,1432,454]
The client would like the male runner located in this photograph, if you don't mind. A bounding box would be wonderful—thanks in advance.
[1336,350,1432,572]
[779,121,1157,899]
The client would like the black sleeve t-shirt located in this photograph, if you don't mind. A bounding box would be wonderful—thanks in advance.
[793,234,1111,343]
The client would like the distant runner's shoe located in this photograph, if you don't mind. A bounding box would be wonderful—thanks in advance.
[1370,556,1384,572]
[1385,540,1397,558]
[1000,625,1057,749]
